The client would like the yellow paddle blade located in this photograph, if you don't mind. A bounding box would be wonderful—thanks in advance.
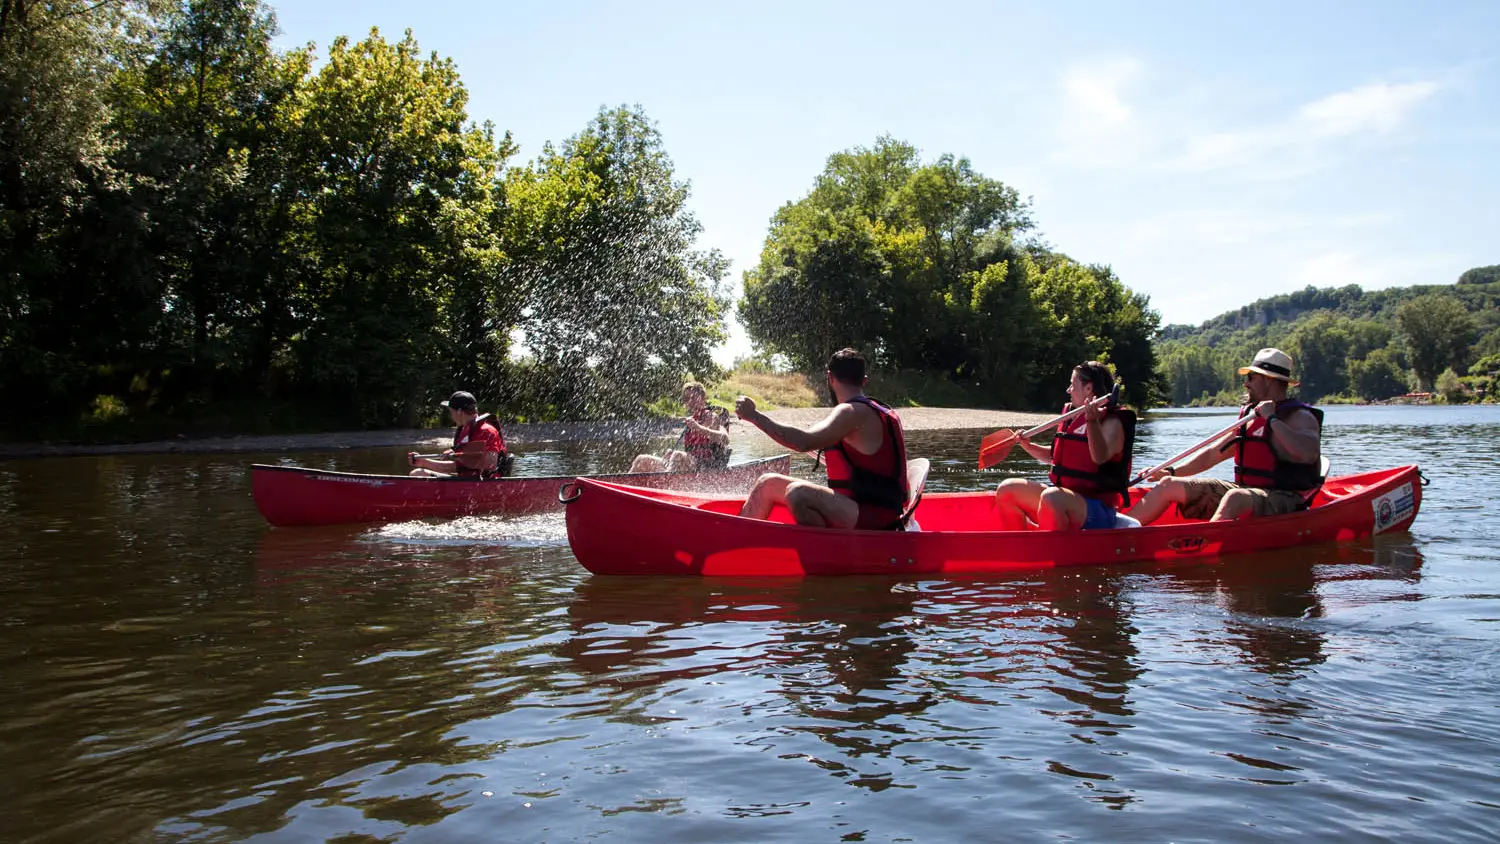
[978,429,1021,469]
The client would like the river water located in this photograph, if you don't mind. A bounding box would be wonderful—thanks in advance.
[1,406,1497,843]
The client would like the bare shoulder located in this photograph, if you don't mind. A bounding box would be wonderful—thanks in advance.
[1286,406,1321,430]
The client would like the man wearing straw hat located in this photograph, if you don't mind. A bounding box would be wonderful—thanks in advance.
[1127,348,1323,524]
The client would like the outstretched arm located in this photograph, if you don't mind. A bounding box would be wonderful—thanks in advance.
[736,398,859,453]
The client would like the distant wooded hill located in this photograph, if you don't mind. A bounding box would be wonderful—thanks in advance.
[1155,266,1500,406]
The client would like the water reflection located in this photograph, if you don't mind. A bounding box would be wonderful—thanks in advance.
[1,406,1494,843]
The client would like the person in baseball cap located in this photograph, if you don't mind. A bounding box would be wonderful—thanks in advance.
[1127,348,1324,524]
[410,391,509,478]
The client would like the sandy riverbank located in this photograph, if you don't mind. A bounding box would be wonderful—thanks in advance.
[0,406,1053,459]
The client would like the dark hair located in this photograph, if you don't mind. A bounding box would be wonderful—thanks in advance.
[1073,361,1115,398]
[826,348,867,386]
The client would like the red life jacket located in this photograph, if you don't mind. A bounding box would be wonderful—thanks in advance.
[453,414,507,479]
[824,396,909,512]
[1048,405,1136,509]
[682,405,731,467]
[1227,400,1324,491]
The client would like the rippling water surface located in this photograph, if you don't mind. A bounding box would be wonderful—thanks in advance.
[2,406,1498,842]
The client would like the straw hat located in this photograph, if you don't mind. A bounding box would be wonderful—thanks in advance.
[1237,348,1299,386]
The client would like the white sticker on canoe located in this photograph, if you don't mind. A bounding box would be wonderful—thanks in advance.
[314,475,394,487]
[1372,482,1415,534]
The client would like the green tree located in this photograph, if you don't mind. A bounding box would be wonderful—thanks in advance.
[1347,347,1408,401]
[1397,294,1474,392]
[741,136,1155,408]
[1457,265,1500,285]
[1435,367,1465,403]
[0,0,157,431]
[107,0,307,401]
[1286,313,1355,400]
[1474,326,1500,360]
[285,28,513,426]
[502,105,730,417]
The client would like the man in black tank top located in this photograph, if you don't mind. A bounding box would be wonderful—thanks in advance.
[1128,348,1322,524]
[735,348,910,529]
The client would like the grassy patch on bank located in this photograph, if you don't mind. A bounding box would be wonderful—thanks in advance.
[653,363,1006,416]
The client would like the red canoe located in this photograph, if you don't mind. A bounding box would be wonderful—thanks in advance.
[252,454,791,527]
[562,465,1423,576]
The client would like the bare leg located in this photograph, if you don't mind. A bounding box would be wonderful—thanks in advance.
[994,478,1044,531]
[1126,478,1190,525]
[740,473,796,520]
[1211,488,1257,521]
[1037,486,1090,531]
[666,450,696,473]
[630,454,668,473]
[784,482,860,528]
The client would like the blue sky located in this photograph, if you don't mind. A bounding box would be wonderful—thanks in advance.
[272,0,1499,362]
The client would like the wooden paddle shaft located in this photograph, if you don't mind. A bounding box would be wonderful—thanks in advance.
[1133,416,1245,483]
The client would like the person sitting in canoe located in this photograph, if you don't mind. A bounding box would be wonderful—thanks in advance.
[629,382,732,473]
[735,348,910,530]
[408,391,510,479]
[993,361,1137,531]
[1127,348,1323,524]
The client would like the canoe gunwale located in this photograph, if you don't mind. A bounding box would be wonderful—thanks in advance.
[563,465,1424,576]
[249,453,790,484]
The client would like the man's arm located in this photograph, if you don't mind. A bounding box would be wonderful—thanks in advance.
[1146,427,1238,481]
[687,415,730,446]
[451,440,499,471]
[1270,409,1320,464]
[736,398,860,453]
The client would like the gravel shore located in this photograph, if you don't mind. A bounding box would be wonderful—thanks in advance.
[0,406,1052,459]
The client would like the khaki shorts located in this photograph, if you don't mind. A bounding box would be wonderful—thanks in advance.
[1177,478,1309,521]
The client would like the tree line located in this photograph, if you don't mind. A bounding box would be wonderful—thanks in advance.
[1,0,728,439]
[1157,273,1500,406]
[739,136,1163,410]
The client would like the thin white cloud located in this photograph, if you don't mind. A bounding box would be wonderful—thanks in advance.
[1054,58,1145,165]
[1290,251,1369,287]
[1128,208,1395,245]
[1299,82,1440,137]
[1181,81,1442,175]
[1062,60,1137,128]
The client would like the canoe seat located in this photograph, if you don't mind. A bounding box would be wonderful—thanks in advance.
[898,458,930,530]
[1301,455,1332,505]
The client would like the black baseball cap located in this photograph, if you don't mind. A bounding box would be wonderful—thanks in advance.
[441,391,478,412]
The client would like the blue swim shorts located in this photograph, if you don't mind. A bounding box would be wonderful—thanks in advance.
[1082,497,1118,530]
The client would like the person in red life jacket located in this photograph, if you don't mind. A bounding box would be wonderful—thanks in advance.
[1128,348,1323,524]
[630,382,732,473]
[408,391,509,479]
[735,348,911,530]
[993,361,1137,531]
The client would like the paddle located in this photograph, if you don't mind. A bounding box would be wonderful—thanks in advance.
[658,427,688,469]
[1127,415,1246,486]
[978,386,1119,469]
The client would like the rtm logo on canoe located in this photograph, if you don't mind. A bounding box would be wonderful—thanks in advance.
[1167,536,1207,553]
[1373,482,1415,534]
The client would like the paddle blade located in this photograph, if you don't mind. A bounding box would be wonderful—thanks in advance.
[978,430,1020,469]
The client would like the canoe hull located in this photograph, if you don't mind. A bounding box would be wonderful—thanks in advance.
[252,454,791,527]
[563,465,1423,576]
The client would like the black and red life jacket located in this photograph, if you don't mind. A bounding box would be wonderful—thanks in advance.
[453,413,508,479]
[824,396,909,512]
[1048,404,1136,509]
[1225,400,1324,491]
[682,405,731,467]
